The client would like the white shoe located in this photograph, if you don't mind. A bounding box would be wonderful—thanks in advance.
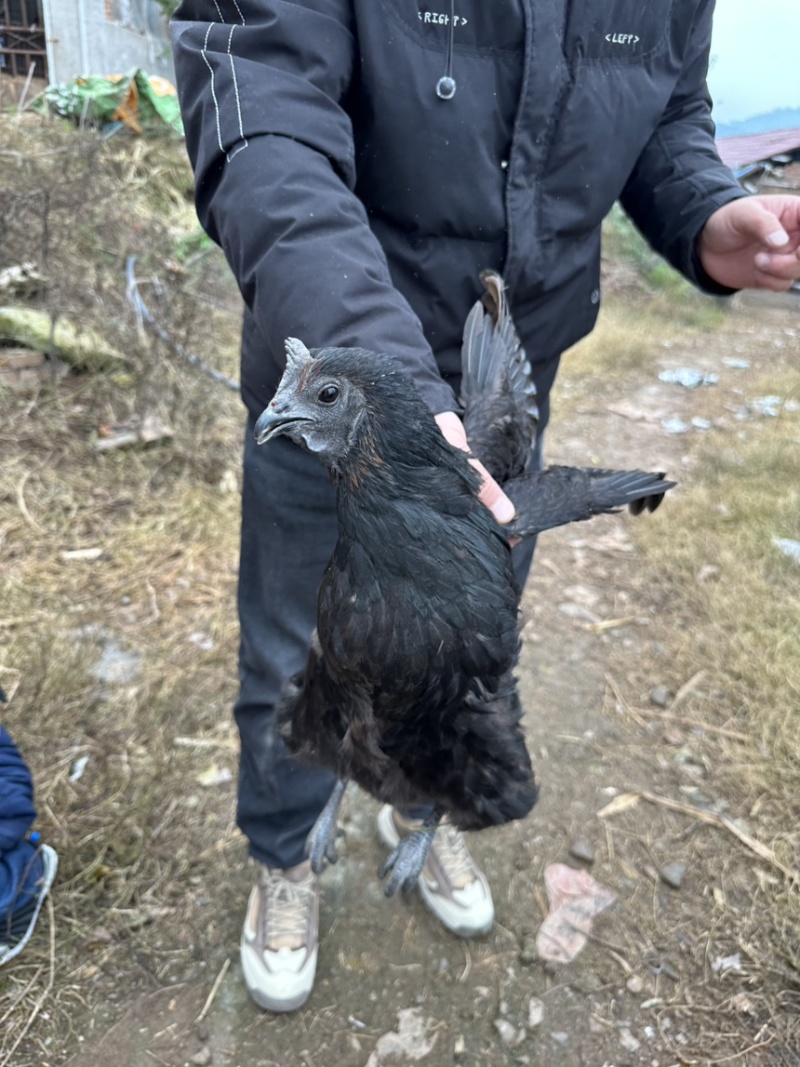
[240,859,319,1012]
[377,806,494,937]
[0,844,58,966]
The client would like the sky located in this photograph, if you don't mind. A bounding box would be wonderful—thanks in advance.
[707,0,800,123]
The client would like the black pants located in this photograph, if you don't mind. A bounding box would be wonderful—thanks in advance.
[234,416,540,869]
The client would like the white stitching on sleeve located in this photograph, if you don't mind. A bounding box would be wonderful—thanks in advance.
[225,23,249,160]
[201,21,224,155]
[200,7,249,162]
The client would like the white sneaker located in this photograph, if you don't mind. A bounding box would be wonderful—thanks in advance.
[0,844,58,966]
[240,859,318,1012]
[377,806,494,937]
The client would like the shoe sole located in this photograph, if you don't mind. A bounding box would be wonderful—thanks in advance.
[376,806,494,938]
[240,939,317,1013]
[243,978,314,1013]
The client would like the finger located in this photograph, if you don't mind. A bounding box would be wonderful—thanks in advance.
[738,200,791,248]
[434,411,516,523]
[754,249,800,279]
[752,270,798,293]
[469,457,516,524]
[753,253,800,291]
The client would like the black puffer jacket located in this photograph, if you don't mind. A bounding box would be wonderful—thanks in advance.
[171,0,743,428]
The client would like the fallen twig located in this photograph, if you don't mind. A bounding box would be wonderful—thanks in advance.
[669,670,706,713]
[15,471,43,534]
[584,616,642,633]
[597,791,796,882]
[173,736,238,750]
[628,706,749,742]
[196,957,230,1023]
[459,942,471,983]
[604,673,645,726]
[126,257,240,393]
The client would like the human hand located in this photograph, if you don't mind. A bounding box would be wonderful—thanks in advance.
[434,411,516,525]
[698,195,800,292]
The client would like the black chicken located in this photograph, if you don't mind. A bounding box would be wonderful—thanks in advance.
[253,272,674,895]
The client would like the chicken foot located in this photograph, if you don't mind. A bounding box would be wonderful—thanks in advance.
[379,807,444,897]
[305,778,347,873]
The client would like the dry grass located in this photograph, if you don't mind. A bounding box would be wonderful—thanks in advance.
[633,362,800,786]
[1,112,247,1065]
[590,305,800,1052]
[562,297,727,385]
[550,294,800,1057]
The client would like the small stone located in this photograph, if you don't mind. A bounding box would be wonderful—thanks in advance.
[752,395,783,417]
[658,367,718,388]
[619,1027,641,1053]
[568,839,595,864]
[189,1048,212,1066]
[661,417,689,435]
[650,685,670,708]
[660,862,687,890]
[519,936,538,965]
[773,538,800,566]
[626,975,644,995]
[551,1031,569,1046]
[527,997,545,1028]
[494,1019,518,1045]
[731,992,756,1015]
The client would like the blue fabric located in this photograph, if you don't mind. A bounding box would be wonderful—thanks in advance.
[0,725,42,918]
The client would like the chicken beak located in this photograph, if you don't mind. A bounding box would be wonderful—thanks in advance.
[254,400,309,445]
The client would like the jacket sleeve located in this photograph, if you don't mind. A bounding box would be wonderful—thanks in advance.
[0,726,36,853]
[619,0,746,294]
[170,0,458,414]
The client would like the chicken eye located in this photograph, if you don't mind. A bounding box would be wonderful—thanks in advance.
[318,385,340,404]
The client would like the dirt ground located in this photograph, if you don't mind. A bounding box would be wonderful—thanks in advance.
[1,120,799,1067]
[40,300,800,1067]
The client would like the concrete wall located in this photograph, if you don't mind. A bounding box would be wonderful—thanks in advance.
[42,0,174,85]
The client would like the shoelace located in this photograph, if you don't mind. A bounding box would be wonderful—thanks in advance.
[260,870,314,948]
[434,826,476,888]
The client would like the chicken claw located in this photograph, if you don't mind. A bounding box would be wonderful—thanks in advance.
[379,816,441,896]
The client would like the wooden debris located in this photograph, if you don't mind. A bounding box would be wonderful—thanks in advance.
[0,305,125,370]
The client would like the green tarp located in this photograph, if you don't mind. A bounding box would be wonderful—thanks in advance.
[36,69,184,137]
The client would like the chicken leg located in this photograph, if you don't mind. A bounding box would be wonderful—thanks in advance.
[305,778,347,873]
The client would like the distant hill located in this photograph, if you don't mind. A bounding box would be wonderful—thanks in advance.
[716,107,800,138]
